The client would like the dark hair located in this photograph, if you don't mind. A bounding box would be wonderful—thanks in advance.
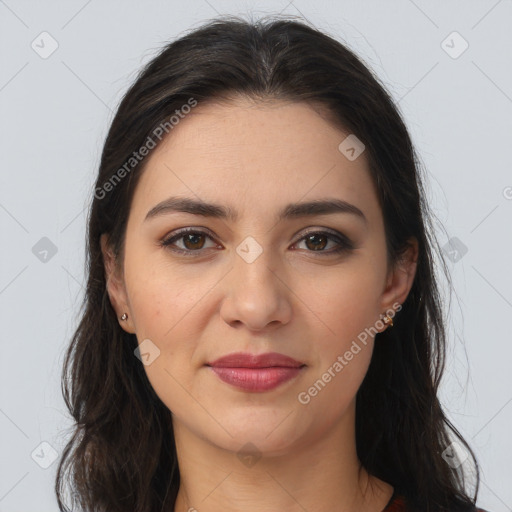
[55,14,480,512]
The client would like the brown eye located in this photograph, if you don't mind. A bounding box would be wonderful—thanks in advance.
[304,233,328,251]
[294,230,353,254]
[181,232,206,250]
[160,228,218,256]
[160,228,353,257]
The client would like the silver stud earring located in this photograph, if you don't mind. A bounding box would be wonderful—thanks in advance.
[120,313,128,321]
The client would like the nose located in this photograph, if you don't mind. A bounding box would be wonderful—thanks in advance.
[219,249,293,332]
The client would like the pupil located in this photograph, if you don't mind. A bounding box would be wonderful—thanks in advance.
[307,234,327,251]
[185,234,204,249]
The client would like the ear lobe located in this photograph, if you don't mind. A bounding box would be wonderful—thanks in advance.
[380,237,419,311]
[100,233,131,329]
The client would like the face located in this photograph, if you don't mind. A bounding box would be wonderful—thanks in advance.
[102,97,417,457]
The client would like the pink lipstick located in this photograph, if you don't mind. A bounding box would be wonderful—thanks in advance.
[206,352,305,392]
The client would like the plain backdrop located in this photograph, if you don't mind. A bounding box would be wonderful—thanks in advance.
[1,1,511,511]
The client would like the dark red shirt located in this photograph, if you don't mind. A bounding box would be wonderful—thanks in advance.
[382,493,489,512]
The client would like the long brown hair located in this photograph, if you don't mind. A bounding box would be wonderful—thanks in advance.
[55,15,480,512]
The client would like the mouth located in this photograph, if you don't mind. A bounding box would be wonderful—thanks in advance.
[205,352,306,392]
[206,366,305,392]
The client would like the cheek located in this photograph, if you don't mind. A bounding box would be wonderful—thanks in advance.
[298,261,381,394]
[125,248,209,341]
[126,275,202,416]
[123,253,215,401]
[302,260,383,343]
[295,271,379,420]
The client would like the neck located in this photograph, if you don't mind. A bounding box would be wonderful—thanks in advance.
[171,400,393,512]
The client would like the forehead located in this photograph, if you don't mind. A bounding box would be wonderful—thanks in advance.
[130,97,380,225]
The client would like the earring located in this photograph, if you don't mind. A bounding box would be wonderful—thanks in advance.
[381,313,393,328]
[120,313,128,321]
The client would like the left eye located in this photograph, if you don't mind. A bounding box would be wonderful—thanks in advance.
[160,228,353,256]
[295,232,351,252]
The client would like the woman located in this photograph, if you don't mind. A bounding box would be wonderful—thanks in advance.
[55,15,489,512]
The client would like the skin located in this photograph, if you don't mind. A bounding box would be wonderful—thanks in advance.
[101,96,418,512]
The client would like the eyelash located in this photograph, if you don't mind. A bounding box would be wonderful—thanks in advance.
[159,227,354,257]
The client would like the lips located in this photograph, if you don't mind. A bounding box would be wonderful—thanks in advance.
[207,352,305,369]
[206,352,306,392]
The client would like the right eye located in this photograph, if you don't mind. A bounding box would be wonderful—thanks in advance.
[160,228,220,256]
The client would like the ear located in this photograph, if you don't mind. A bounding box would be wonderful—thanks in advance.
[378,237,419,329]
[100,233,135,334]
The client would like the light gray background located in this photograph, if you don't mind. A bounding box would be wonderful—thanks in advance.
[1,1,511,511]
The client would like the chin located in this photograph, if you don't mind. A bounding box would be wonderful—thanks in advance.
[208,410,304,454]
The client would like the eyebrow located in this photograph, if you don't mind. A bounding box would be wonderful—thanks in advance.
[144,196,367,225]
